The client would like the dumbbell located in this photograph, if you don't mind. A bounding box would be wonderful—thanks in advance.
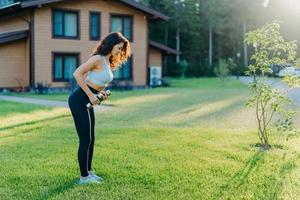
[86,90,111,109]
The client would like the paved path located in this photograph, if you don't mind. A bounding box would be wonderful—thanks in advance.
[0,95,112,112]
[239,76,300,105]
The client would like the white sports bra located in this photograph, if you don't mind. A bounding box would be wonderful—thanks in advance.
[86,55,113,86]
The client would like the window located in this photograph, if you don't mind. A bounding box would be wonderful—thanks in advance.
[53,53,79,81]
[52,9,79,39]
[110,15,133,41]
[90,12,101,40]
[113,57,132,80]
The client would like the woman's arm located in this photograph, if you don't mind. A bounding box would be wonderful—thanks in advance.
[73,55,101,105]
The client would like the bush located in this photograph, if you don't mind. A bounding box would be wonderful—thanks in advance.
[214,59,230,78]
[35,82,51,94]
[186,64,215,77]
[166,59,181,77]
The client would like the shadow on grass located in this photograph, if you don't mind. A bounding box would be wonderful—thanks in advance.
[114,91,246,128]
[100,91,223,123]
[36,178,78,200]
[0,114,69,132]
[147,98,246,128]
[213,151,265,199]
[0,126,44,139]
[188,99,246,126]
[250,143,287,150]
[214,151,299,199]
[265,153,299,200]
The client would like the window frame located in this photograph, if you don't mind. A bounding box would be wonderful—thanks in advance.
[89,11,101,41]
[52,8,80,40]
[52,52,80,82]
[109,13,133,42]
[113,56,133,80]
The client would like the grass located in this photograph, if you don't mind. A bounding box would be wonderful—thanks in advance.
[0,100,51,118]
[1,92,69,101]
[1,77,300,199]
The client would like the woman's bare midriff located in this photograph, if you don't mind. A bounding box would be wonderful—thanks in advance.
[85,79,105,92]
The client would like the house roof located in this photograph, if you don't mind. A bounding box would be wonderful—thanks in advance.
[0,29,29,44]
[0,0,169,20]
[149,40,180,55]
[0,31,180,57]
[118,0,169,20]
[0,30,180,56]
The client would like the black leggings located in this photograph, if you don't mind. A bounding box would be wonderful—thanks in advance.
[68,86,98,177]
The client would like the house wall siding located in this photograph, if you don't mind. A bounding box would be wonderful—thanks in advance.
[0,39,29,88]
[0,10,30,33]
[34,0,148,88]
[149,47,162,67]
[0,11,30,88]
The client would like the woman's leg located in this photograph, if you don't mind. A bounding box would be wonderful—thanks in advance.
[87,108,95,172]
[68,86,99,178]
[69,105,92,177]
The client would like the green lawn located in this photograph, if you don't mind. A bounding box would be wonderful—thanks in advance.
[1,77,300,200]
[1,92,69,101]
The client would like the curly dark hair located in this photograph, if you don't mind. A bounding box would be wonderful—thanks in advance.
[91,32,132,70]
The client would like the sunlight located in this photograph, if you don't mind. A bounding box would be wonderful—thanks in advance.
[284,0,300,13]
[111,93,177,107]
[272,0,300,13]
[0,108,68,130]
[220,106,256,130]
[154,95,244,124]
[263,0,270,7]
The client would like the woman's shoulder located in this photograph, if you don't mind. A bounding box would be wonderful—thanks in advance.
[87,54,102,65]
[89,54,107,70]
[90,54,103,61]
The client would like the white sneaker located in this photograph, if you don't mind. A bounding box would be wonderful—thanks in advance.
[78,175,101,185]
[88,171,104,182]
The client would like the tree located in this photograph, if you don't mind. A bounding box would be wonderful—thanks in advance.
[214,58,230,85]
[197,0,225,66]
[245,22,300,150]
[142,0,300,77]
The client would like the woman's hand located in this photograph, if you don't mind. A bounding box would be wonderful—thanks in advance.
[88,94,100,106]
[99,90,108,100]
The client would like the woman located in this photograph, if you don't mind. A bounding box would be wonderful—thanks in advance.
[68,32,131,185]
